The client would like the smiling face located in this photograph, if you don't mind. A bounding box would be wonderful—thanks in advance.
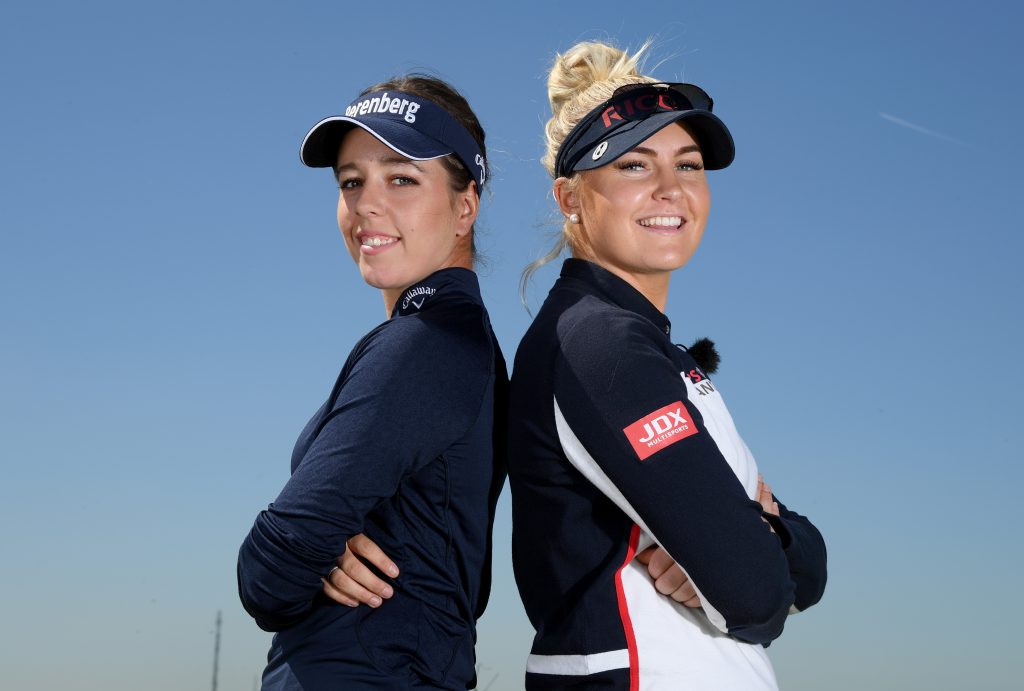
[335,128,477,310]
[556,122,711,309]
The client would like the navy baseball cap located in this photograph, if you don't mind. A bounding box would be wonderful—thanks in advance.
[300,90,486,193]
[554,82,734,178]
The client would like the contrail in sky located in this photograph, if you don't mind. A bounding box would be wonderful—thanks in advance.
[878,112,965,145]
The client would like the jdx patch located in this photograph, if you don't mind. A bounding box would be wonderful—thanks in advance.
[622,401,697,460]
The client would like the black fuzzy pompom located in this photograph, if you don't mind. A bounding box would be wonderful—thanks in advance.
[687,337,720,375]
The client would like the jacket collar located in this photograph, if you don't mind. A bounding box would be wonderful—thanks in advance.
[391,267,481,318]
[559,258,672,337]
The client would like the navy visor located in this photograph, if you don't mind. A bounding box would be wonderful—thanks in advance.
[300,90,486,192]
[554,82,734,177]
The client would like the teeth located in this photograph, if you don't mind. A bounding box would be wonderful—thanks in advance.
[639,216,682,227]
[361,236,397,247]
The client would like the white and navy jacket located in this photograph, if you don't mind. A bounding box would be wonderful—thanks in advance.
[238,268,507,690]
[508,259,826,690]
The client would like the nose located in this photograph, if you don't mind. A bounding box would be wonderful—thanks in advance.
[352,178,386,217]
[653,165,682,200]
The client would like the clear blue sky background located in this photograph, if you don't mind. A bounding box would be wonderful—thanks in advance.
[2,2,1021,689]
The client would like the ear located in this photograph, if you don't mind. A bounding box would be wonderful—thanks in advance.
[553,177,579,218]
[453,182,480,237]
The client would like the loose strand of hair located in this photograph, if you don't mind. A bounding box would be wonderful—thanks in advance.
[519,234,569,315]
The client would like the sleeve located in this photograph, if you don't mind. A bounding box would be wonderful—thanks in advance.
[553,311,794,645]
[237,317,490,631]
[763,497,827,613]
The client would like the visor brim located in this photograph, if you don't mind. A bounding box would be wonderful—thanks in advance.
[571,110,735,173]
[300,116,451,168]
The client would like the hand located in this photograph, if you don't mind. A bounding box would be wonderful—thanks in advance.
[758,474,780,532]
[635,546,701,608]
[321,534,400,608]
[757,474,780,516]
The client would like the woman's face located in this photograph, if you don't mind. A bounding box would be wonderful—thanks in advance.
[561,123,711,298]
[335,128,476,299]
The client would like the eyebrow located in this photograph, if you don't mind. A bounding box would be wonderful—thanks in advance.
[335,155,426,174]
[631,144,702,157]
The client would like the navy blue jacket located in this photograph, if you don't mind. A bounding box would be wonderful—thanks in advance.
[238,268,507,690]
[509,259,826,690]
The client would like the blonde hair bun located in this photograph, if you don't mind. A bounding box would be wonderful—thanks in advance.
[543,41,654,176]
[522,40,656,307]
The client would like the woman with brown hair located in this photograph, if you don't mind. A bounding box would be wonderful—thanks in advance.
[238,75,506,690]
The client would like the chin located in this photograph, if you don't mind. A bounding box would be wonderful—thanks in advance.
[657,248,699,271]
[356,267,392,291]
[641,258,689,274]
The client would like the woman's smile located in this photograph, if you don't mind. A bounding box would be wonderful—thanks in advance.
[335,128,476,310]
[559,122,710,309]
[637,215,684,231]
[356,231,400,252]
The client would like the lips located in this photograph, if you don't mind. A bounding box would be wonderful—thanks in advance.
[361,236,398,247]
[637,215,683,229]
[356,231,399,251]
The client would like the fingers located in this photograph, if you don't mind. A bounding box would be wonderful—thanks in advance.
[757,474,780,517]
[652,562,687,596]
[348,534,400,579]
[651,563,702,608]
[341,548,394,601]
[641,548,703,608]
[319,560,385,610]
[321,566,362,608]
[320,536,399,609]
[645,547,676,580]
[637,546,704,608]
[635,546,656,565]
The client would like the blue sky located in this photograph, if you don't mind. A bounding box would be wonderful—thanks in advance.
[1,1,1021,689]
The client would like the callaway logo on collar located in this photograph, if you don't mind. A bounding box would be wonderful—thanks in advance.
[401,285,436,311]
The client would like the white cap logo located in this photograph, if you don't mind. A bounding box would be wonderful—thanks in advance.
[591,141,609,160]
[475,153,486,185]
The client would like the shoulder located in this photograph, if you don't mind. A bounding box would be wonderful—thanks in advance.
[418,301,491,359]
[358,305,493,381]
[334,309,495,427]
[549,302,681,403]
[556,298,664,366]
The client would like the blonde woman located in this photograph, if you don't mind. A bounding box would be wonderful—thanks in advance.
[507,42,827,690]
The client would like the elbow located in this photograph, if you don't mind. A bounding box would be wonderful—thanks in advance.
[239,595,285,633]
[237,507,354,631]
[792,563,828,612]
[237,561,313,633]
[237,565,283,632]
[237,535,317,632]
[784,521,828,612]
[237,552,285,632]
[715,578,795,646]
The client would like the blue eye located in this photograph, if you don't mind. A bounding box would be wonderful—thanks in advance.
[616,160,646,171]
[339,177,361,189]
[678,159,705,171]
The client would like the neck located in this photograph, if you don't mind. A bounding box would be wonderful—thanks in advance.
[578,257,671,312]
[382,289,402,316]
[631,273,670,312]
